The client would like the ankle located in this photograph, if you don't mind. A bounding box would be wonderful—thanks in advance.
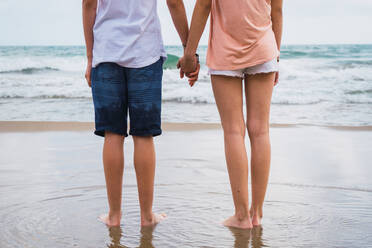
[235,208,250,221]
[141,211,154,223]
[250,207,263,218]
[109,210,122,219]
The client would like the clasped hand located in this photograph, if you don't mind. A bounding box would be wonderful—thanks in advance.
[177,54,200,87]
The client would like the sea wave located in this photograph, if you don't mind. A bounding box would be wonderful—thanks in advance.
[326,60,372,70]
[0,67,59,74]
[163,54,179,69]
[281,50,341,59]
[163,97,212,104]
[0,94,90,99]
[345,89,372,95]
[345,100,372,104]
[0,95,327,105]
[272,99,325,105]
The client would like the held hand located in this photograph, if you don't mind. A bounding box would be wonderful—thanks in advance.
[85,61,92,87]
[179,54,197,75]
[178,54,200,87]
[186,63,200,87]
[177,60,185,79]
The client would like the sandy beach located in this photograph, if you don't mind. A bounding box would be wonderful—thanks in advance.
[1,121,372,247]
[2,121,371,132]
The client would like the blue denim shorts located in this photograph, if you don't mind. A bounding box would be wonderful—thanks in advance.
[91,58,163,137]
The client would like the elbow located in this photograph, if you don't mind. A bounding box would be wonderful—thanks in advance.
[82,0,96,10]
[167,0,182,10]
[271,7,283,19]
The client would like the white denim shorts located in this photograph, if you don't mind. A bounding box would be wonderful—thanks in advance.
[208,58,279,78]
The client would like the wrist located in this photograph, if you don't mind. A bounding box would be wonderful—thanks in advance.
[184,53,194,60]
[184,46,196,57]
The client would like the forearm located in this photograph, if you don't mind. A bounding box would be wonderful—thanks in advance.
[82,0,97,62]
[167,0,189,46]
[271,0,283,52]
[184,0,211,56]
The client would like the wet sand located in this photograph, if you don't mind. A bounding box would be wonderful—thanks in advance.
[0,121,300,132]
[0,122,372,247]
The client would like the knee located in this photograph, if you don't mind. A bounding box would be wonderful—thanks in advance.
[246,120,269,139]
[104,131,124,144]
[222,123,246,138]
[132,135,153,145]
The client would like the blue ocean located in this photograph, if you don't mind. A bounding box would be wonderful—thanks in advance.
[0,45,371,126]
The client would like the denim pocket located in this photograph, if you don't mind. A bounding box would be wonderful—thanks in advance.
[95,63,124,84]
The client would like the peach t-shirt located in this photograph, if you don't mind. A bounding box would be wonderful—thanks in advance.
[207,0,279,70]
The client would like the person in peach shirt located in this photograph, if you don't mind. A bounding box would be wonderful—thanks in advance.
[180,0,283,229]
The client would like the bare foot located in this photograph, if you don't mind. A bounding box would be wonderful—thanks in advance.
[223,215,253,229]
[141,213,167,227]
[250,209,263,226]
[98,211,122,227]
[251,215,262,226]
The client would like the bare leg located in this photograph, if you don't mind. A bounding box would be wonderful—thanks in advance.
[133,136,166,227]
[245,73,275,226]
[211,75,252,229]
[99,132,125,227]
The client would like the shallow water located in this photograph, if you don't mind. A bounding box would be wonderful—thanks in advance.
[0,127,372,247]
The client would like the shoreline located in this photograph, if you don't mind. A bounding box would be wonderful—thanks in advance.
[0,121,371,133]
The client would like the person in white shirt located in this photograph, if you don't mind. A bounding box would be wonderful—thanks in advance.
[82,0,199,227]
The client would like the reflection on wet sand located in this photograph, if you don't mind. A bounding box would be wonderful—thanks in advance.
[107,227,127,248]
[229,226,265,248]
[139,226,155,248]
[106,225,264,248]
[107,226,155,248]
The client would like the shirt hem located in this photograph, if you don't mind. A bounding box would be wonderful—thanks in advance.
[92,53,167,69]
[206,51,279,71]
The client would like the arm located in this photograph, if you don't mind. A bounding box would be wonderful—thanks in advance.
[167,0,201,86]
[271,0,283,56]
[82,0,97,87]
[271,0,283,85]
[181,0,211,74]
[166,0,189,47]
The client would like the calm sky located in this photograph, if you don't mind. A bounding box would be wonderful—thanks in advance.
[0,0,371,46]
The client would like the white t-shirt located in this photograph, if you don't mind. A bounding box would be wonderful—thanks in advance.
[92,0,167,68]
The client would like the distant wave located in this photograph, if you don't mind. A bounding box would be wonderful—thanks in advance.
[1,94,213,103]
[281,50,340,59]
[346,100,372,104]
[162,98,325,105]
[163,97,212,104]
[272,99,324,105]
[0,67,59,74]
[0,95,90,99]
[344,60,372,65]
[281,50,308,58]
[0,94,328,105]
[345,89,372,95]
[332,60,372,69]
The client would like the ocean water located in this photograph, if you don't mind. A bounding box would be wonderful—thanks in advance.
[0,45,371,125]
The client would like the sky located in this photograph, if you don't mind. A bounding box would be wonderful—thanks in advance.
[0,0,371,46]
